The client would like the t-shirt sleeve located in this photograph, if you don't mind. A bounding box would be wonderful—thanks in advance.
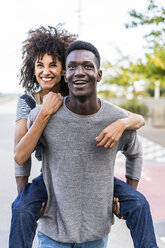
[16,97,32,121]
[14,158,31,177]
[118,130,143,181]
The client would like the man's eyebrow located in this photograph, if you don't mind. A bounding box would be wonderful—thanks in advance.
[67,60,93,64]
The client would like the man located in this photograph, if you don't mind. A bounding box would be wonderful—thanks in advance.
[27,40,158,248]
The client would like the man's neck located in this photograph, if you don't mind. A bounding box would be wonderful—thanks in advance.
[65,95,101,115]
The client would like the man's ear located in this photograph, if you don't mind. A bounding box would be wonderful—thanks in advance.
[97,69,102,82]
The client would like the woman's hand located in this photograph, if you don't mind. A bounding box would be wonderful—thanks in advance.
[42,92,63,116]
[96,119,126,149]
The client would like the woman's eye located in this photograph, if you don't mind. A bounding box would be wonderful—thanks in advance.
[36,64,43,67]
[50,63,57,67]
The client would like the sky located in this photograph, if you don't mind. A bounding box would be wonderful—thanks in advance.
[0,0,151,93]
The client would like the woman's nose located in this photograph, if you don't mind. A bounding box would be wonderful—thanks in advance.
[43,67,50,74]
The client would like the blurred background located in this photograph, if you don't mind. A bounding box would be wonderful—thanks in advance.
[0,0,165,247]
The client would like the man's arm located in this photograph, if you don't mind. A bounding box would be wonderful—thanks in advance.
[96,110,144,149]
[120,130,143,189]
[126,177,138,190]
[16,176,28,193]
[113,131,142,218]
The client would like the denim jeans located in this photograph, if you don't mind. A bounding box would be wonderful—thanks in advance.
[113,177,158,248]
[9,174,47,248]
[9,175,158,248]
[37,232,108,248]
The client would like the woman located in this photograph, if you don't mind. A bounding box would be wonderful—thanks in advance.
[10,26,148,248]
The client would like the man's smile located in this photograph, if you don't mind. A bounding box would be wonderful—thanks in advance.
[73,80,88,88]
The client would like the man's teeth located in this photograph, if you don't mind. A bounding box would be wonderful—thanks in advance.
[42,78,53,81]
[74,81,86,84]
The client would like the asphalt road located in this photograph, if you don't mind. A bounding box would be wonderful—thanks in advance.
[0,99,164,248]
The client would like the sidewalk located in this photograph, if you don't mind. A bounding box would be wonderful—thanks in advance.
[138,119,165,147]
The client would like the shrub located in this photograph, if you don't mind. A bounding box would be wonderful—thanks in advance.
[119,100,149,117]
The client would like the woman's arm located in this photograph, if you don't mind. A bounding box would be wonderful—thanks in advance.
[14,92,63,166]
[14,118,30,193]
[96,110,145,149]
[122,110,145,130]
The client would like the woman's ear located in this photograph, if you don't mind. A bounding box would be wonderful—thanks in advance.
[64,71,68,83]
[61,69,65,76]
[97,69,102,82]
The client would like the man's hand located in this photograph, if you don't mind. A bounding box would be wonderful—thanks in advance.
[16,176,28,194]
[96,119,126,149]
[40,202,46,216]
[42,92,63,116]
[126,177,138,190]
[113,197,124,219]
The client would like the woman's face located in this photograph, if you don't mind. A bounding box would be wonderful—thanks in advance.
[34,53,64,91]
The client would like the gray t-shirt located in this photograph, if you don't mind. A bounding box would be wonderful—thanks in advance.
[28,97,142,243]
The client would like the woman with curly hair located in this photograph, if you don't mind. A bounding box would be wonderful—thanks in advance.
[9,25,145,248]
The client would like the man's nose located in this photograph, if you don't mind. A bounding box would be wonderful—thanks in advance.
[75,65,85,76]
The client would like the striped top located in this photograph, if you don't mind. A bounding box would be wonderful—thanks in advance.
[16,93,36,121]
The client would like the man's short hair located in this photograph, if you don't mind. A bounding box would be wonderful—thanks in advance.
[65,40,100,68]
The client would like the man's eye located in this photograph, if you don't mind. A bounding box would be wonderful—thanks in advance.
[85,65,92,69]
[68,65,75,69]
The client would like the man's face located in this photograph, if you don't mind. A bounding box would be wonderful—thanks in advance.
[65,50,102,98]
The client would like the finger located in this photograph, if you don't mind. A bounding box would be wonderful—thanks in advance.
[97,136,109,147]
[113,198,118,211]
[109,141,117,149]
[116,202,120,215]
[104,139,114,149]
[95,132,105,142]
[57,93,63,99]
[114,201,122,219]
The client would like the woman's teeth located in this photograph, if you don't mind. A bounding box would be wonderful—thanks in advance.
[42,78,53,82]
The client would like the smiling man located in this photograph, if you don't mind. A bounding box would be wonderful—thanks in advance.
[27,41,158,248]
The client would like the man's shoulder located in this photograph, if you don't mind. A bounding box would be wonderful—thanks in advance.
[29,105,42,119]
[100,98,128,118]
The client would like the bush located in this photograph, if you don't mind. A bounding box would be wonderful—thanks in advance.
[97,90,116,98]
[119,100,149,117]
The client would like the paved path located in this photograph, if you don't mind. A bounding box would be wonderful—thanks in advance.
[0,99,165,247]
[138,120,165,147]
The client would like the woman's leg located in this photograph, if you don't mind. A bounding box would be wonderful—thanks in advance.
[114,177,158,248]
[9,174,47,248]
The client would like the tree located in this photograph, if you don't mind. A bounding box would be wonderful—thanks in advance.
[102,60,142,98]
[125,0,165,44]
[101,0,165,99]
[102,44,165,98]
